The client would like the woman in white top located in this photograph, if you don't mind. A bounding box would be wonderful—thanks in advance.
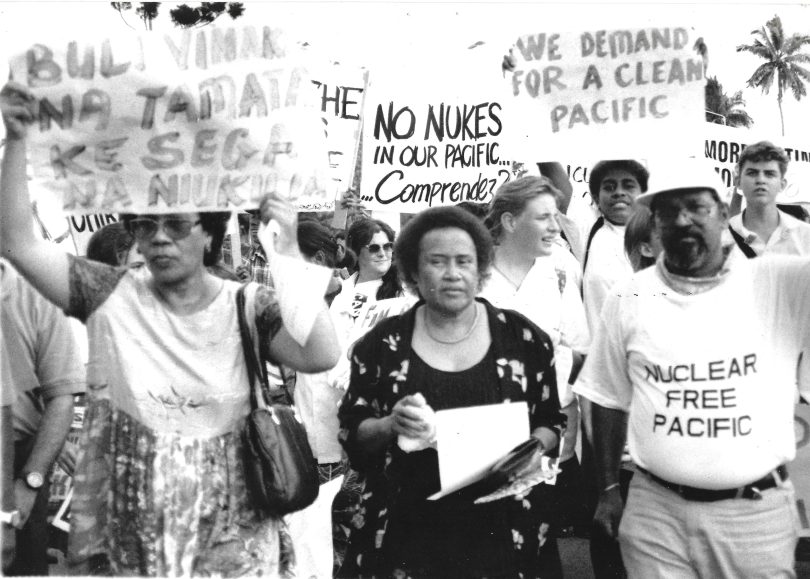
[480,175,591,549]
[331,218,403,320]
[0,81,340,576]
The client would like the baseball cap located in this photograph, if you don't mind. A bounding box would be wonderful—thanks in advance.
[636,158,726,207]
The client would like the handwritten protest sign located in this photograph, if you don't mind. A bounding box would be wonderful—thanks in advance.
[8,24,331,215]
[67,213,119,255]
[307,65,367,212]
[360,56,519,212]
[505,25,706,160]
[702,124,810,204]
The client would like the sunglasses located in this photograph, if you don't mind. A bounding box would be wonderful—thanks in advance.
[128,217,202,241]
[365,242,394,254]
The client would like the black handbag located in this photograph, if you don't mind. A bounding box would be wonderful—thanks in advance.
[236,285,319,516]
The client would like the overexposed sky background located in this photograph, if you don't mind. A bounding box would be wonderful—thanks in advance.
[0,1,807,140]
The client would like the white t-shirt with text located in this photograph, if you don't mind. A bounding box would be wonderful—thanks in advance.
[575,250,810,489]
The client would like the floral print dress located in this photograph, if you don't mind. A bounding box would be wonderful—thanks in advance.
[338,298,566,579]
[64,256,294,577]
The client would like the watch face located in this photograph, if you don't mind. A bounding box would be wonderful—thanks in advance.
[25,472,44,489]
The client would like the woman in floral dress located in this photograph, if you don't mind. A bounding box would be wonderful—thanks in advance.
[338,206,566,578]
[0,81,340,577]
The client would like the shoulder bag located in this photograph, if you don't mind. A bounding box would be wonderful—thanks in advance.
[236,284,319,516]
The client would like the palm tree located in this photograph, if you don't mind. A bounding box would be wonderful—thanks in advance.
[110,2,245,29]
[705,76,754,128]
[736,14,810,136]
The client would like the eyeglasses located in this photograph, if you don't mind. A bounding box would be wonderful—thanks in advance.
[364,242,394,254]
[128,217,202,241]
[655,203,715,223]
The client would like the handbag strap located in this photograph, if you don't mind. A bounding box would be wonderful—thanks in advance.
[728,225,758,259]
[236,284,295,409]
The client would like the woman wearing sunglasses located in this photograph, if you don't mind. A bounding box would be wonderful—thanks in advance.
[0,81,340,576]
[326,218,409,572]
[331,218,403,322]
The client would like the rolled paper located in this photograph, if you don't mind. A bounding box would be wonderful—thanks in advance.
[258,220,332,346]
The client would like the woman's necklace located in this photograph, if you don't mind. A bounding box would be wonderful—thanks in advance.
[423,304,480,345]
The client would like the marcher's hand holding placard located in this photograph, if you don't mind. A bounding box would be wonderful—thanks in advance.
[0,82,36,141]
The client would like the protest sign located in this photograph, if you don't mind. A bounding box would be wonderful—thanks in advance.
[8,24,331,215]
[701,124,810,205]
[308,65,367,212]
[504,25,706,160]
[66,213,119,256]
[360,56,520,212]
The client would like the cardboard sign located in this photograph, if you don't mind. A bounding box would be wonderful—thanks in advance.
[9,24,331,215]
[308,65,368,212]
[505,25,706,160]
[701,124,810,204]
[360,56,520,211]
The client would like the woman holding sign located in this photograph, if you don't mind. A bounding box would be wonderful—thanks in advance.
[338,206,565,579]
[0,82,340,576]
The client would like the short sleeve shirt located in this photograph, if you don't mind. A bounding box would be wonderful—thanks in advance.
[729,209,810,256]
[1,260,85,439]
[574,251,810,488]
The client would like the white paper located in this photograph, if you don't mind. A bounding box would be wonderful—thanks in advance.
[428,401,529,500]
[258,220,332,346]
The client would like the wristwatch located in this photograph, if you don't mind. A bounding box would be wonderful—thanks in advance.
[21,471,45,491]
[0,510,20,527]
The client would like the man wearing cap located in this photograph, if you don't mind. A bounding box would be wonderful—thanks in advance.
[581,160,649,333]
[728,140,810,257]
[574,158,810,578]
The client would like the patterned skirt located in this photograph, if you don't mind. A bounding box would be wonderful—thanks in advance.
[67,398,293,577]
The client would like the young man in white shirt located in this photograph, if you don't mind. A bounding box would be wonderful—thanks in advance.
[575,158,809,579]
[581,160,649,333]
[729,140,810,256]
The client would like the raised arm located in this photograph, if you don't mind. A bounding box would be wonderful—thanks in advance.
[0,82,71,310]
[268,309,340,373]
[258,193,340,372]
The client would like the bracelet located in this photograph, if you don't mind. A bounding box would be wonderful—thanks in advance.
[603,482,620,492]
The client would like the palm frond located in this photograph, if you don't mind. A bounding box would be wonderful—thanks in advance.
[765,15,785,51]
[782,34,810,55]
[746,63,776,93]
[736,40,773,59]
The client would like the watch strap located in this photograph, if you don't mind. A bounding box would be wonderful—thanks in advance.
[0,510,20,526]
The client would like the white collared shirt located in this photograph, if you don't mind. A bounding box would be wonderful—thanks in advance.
[729,209,810,257]
[582,220,632,334]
